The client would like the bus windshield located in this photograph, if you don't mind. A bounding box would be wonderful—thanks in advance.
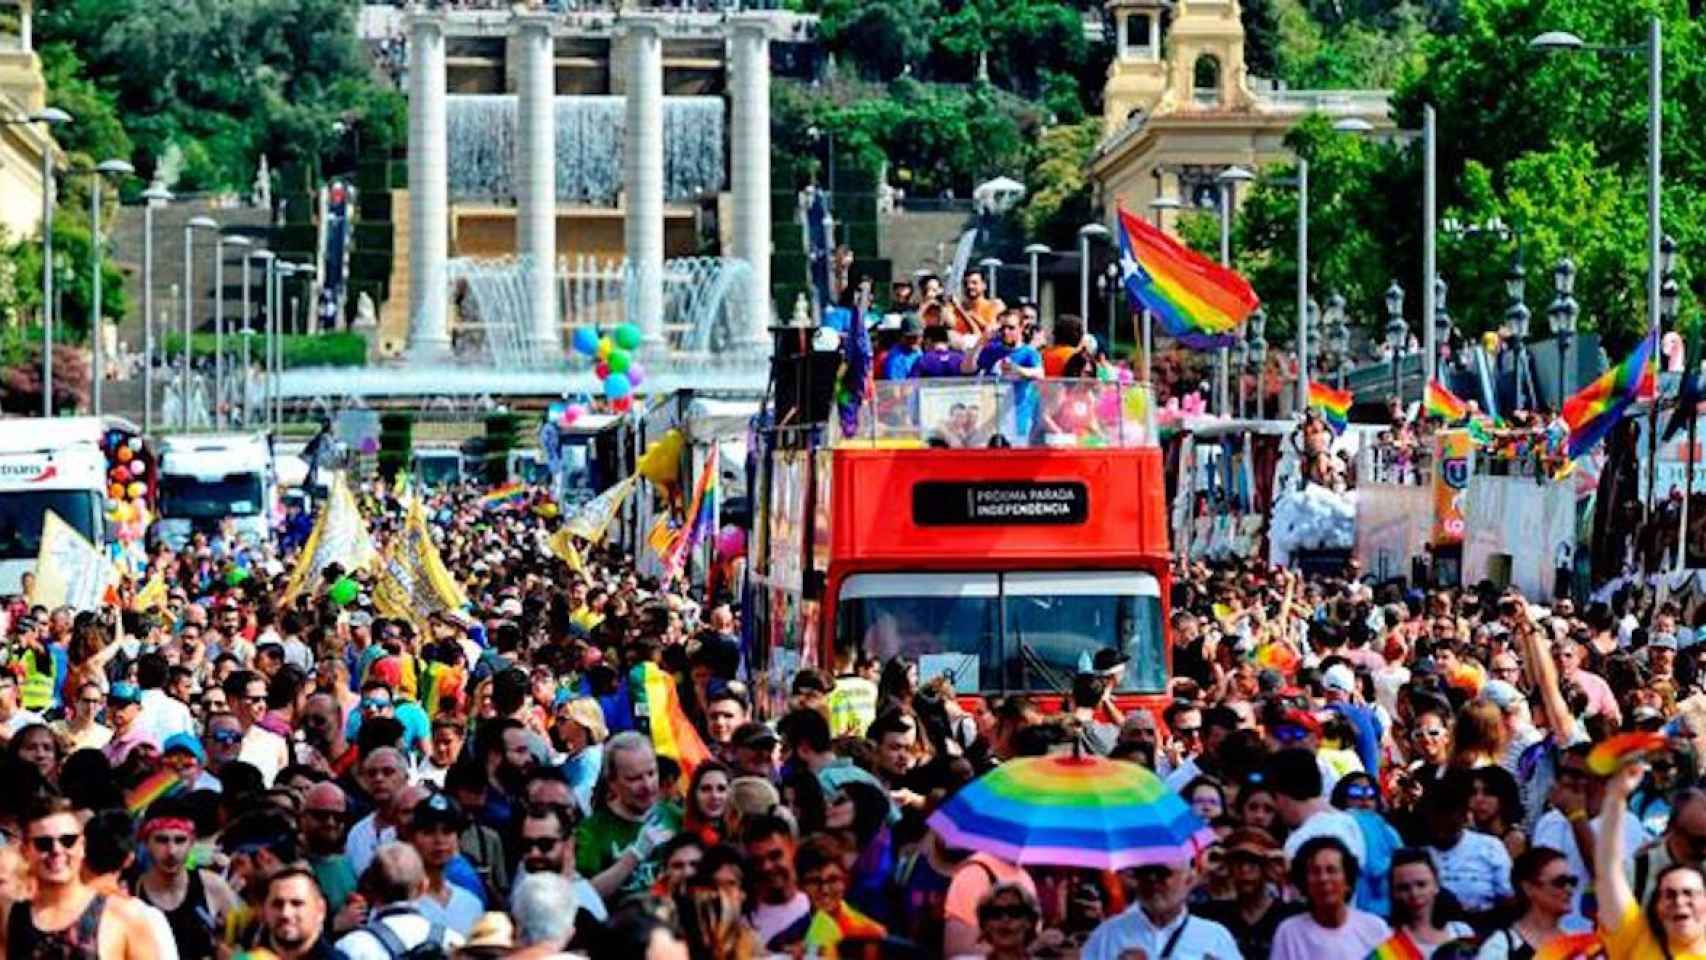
[836,570,1166,695]
[0,490,101,561]
[414,454,462,488]
[159,473,264,519]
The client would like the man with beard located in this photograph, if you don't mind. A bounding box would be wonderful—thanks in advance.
[300,692,358,780]
[300,782,357,915]
[257,867,336,960]
[345,747,410,875]
[473,718,536,834]
[132,797,241,959]
[575,731,680,900]
[517,802,607,951]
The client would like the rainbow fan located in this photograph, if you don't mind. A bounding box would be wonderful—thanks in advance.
[1586,731,1668,776]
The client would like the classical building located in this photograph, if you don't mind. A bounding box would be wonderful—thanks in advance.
[1088,0,1391,230]
[0,0,59,243]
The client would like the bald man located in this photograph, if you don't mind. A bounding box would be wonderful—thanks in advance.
[301,781,358,914]
[345,747,409,876]
[334,844,464,960]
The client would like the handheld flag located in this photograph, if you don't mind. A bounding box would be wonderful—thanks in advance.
[126,770,183,816]
[478,482,527,511]
[630,662,711,779]
[803,904,887,952]
[29,511,120,612]
[562,476,638,543]
[1425,379,1470,423]
[1367,930,1423,960]
[547,527,587,574]
[132,573,169,613]
[664,447,719,580]
[1307,380,1353,435]
[1586,731,1669,776]
[1116,205,1259,349]
[281,474,376,604]
[1563,326,1658,458]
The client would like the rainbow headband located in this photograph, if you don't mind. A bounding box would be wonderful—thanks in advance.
[140,817,196,838]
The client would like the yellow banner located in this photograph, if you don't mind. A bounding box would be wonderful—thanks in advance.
[282,473,376,603]
[132,573,168,613]
[1432,429,1474,546]
[30,511,119,612]
[563,476,636,544]
[547,527,586,574]
[373,500,469,629]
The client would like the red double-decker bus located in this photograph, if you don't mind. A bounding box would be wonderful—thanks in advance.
[746,376,1172,714]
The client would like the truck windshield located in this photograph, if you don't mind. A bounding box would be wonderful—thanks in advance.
[0,490,100,561]
[159,473,264,519]
[836,571,1166,694]
[414,455,460,487]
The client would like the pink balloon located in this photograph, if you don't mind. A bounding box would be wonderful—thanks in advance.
[715,525,747,560]
[595,361,611,380]
[628,363,647,387]
[1096,388,1121,423]
[560,405,581,426]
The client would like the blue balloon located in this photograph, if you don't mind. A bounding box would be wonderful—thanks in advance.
[572,327,600,357]
[604,372,632,400]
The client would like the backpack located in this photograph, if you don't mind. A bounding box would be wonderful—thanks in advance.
[347,907,450,960]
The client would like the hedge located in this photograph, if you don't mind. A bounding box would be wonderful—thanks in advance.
[160,332,368,368]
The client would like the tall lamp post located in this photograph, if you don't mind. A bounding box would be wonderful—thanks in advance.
[978,257,1003,302]
[1505,262,1532,412]
[1433,277,1453,380]
[2,108,74,416]
[214,234,252,429]
[1247,308,1268,420]
[1235,336,1251,419]
[243,248,271,427]
[1215,166,1255,414]
[1077,222,1110,328]
[81,159,135,416]
[1324,293,1350,390]
[183,215,219,430]
[140,182,172,433]
[1097,261,1122,360]
[1385,281,1407,403]
[1547,258,1579,403]
[1024,243,1050,304]
[1532,17,1662,361]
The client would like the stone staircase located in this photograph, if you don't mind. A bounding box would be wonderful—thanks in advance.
[107,199,275,353]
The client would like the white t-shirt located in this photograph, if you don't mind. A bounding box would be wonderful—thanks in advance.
[138,689,195,747]
[1429,831,1513,912]
[1271,909,1391,960]
[1283,808,1368,867]
[344,814,398,878]
[748,891,810,949]
[334,909,466,960]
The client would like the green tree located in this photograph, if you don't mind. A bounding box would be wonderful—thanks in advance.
[1016,119,1101,250]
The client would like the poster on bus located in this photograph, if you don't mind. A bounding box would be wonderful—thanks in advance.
[918,383,1000,448]
[768,452,808,593]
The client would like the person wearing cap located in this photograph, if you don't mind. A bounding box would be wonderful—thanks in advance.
[880,315,924,380]
[1197,827,1300,959]
[132,795,241,958]
[101,681,154,766]
[729,721,779,782]
[1319,662,1381,776]
[405,793,483,936]
[162,732,219,793]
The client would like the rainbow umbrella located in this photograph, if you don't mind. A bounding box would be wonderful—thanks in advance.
[927,754,1213,870]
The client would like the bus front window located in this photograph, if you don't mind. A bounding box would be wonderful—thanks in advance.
[835,574,1001,693]
[1001,572,1166,693]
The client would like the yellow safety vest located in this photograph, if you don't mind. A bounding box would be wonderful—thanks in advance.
[20,650,55,712]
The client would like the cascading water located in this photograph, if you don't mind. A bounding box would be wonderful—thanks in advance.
[446,95,725,203]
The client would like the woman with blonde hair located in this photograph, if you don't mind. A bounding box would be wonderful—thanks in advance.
[1450,699,1508,770]
[723,775,787,845]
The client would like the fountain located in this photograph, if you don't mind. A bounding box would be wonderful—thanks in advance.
[446,95,725,204]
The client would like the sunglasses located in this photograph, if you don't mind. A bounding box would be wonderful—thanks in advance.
[983,904,1035,922]
[519,836,562,854]
[211,730,242,745]
[1543,874,1580,890]
[362,698,393,711]
[1273,725,1311,744]
[29,834,79,854]
[1344,783,1378,800]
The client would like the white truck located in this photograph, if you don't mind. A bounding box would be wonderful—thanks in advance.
[0,417,135,596]
[153,432,277,551]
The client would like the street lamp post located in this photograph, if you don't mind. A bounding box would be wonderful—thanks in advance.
[1235,337,1250,419]
[979,257,1003,302]
[1386,281,1407,403]
[1548,258,1579,403]
[1532,16,1662,356]
[1102,261,1121,359]
[140,182,172,433]
[243,249,270,427]
[2,109,74,415]
[84,159,135,416]
[1077,222,1110,331]
[1505,262,1531,412]
[1324,293,1349,391]
[1215,166,1255,416]
[1024,243,1050,305]
[183,215,218,430]
[1433,277,1453,380]
[214,234,252,429]
[1248,308,1268,420]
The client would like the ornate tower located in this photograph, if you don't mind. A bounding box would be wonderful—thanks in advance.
[1102,0,1252,134]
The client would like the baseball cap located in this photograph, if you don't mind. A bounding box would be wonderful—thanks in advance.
[731,721,779,751]
[1650,633,1679,651]
[1479,679,1524,712]
[412,792,468,831]
[162,732,206,764]
[1321,664,1356,695]
[1093,649,1131,674]
[108,682,142,706]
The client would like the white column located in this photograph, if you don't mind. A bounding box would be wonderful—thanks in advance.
[516,13,561,362]
[729,16,773,345]
[407,11,452,362]
[623,16,666,348]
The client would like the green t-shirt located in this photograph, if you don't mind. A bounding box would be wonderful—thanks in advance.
[310,853,358,913]
[575,802,683,897]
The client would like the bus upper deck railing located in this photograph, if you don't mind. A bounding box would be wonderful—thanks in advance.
[832,378,1159,450]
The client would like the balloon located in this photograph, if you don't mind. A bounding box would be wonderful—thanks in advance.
[614,323,642,351]
[116,446,133,464]
[1096,388,1121,423]
[628,363,647,387]
[548,402,566,423]
[328,577,358,606]
[604,372,632,400]
[596,337,614,361]
[637,429,685,486]
[1481,331,1501,354]
[572,327,600,356]
[109,483,125,500]
[612,396,633,412]
[128,460,146,479]
[561,404,584,426]
[127,481,145,499]
[127,437,143,453]
[607,348,631,374]
[109,466,127,482]
[594,361,611,380]
[715,525,747,561]
[226,567,251,587]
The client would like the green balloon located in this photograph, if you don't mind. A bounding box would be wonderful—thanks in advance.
[614,323,642,351]
[607,348,632,374]
[225,567,251,587]
[329,576,358,606]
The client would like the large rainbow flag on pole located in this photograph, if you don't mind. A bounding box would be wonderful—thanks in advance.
[630,661,711,778]
[1116,205,1260,349]
[1425,379,1470,423]
[1307,380,1353,435]
[664,446,719,581]
[1562,325,1658,458]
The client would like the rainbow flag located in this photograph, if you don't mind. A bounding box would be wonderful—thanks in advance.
[1534,932,1604,960]
[1307,380,1353,435]
[1367,931,1423,960]
[127,770,183,816]
[479,482,527,510]
[1425,380,1470,423]
[1562,326,1657,458]
[664,447,719,580]
[630,661,712,779]
[1586,730,1668,776]
[1117,205,1259,349]
[803,905,887,952]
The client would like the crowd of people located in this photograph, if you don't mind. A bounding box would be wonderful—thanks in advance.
[0,464,1703,959]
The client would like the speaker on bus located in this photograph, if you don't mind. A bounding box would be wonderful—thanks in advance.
[769,325,840,427]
